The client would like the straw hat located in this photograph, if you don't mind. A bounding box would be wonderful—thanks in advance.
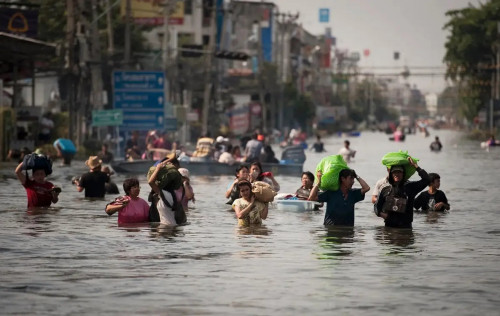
[85,156,102,169]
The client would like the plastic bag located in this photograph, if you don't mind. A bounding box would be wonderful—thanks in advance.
[315,155,349,191]
[146,164,183,191]
[381,150,419,181]
[252,181,277,202]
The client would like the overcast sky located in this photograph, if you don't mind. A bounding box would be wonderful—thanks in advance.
[266,0,481,94]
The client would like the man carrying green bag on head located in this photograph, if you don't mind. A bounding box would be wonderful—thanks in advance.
[308,155,370,226]
[375,151,431,228]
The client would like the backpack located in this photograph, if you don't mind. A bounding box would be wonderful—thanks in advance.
[149,187,186,224]
[22,153,53,175]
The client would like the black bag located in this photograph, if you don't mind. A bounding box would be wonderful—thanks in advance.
[22,153,53,175]
[148,190,160,222]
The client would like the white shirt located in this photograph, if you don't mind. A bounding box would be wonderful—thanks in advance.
[40,117,54,135]
[157,190,176,226]
[371,177,390,198]
[218,152,235,165]
[338,147,356,163]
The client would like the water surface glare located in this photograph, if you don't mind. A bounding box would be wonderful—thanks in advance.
[1,130,499,315]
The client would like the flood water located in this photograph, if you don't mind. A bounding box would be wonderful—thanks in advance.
[1,130,499,315]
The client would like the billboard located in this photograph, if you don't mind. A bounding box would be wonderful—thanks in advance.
[0,8,38,38]
[120,0,184,26]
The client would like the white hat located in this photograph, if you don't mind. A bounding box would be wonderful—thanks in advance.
[178,168,190,179]
[216,136,224,143]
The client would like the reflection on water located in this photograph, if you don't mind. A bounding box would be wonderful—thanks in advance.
[374,226,416,251]
[422,210,449,224]
[237,225,272,236]
[1,131,500,314]
[316,226,358,259]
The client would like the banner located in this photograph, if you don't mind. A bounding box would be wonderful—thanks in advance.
[121,0,184,26]
[0,8,38,38]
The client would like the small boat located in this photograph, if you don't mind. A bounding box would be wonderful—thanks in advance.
[111,145,306,177]
[275,199,321,212]
[111,159,304,177]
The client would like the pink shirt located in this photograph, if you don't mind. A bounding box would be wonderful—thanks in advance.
[117,197,150,224]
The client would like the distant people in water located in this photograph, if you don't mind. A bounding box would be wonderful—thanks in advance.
[102,166,120,194]
[311,135,326,153]
[430,136,443,152]
[414,173,450,212]
[486,135,500,147]
[97,144,114,163]
[53,138,76,166]
[338,140,356,163]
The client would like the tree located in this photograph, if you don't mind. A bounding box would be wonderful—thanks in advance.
[443,1,500,122]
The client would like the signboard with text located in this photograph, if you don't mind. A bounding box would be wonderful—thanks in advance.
[113,70,166,131]
[92,109,123,126]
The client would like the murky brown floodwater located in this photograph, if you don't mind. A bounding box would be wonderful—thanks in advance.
[1,129,499,315]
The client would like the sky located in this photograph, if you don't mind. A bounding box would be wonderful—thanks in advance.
[266,0,482,94]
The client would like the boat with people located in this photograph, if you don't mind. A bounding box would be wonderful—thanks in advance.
[111,145,306,177]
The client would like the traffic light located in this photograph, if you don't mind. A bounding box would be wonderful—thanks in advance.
[214,50,249,60]
[394,51,400,60]
[181,45,203,58]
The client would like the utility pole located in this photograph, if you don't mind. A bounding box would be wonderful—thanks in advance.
[201,3,216,137]
[90,0,104,139]
[105,0,114,56]
[124,0,131,66]
[66,0,76,140]
[274,11,299,132]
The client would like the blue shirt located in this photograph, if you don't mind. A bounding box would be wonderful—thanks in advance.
[318,188,365,226]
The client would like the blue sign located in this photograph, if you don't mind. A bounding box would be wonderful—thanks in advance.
[113,70,166,132]
[319,8,329,23]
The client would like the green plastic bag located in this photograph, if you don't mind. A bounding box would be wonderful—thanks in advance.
[315,154,350,191]
[147,164,183,191]
[381,150,419,181]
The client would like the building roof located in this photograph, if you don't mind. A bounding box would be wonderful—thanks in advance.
[0,32,56,63]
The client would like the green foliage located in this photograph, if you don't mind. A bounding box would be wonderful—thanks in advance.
[443,1,500,120]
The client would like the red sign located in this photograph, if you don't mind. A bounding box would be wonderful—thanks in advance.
[363,49,370,57]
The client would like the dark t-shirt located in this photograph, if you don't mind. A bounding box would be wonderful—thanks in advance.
[313,142,324,153]
[414,190,449,211]
[79,171,109,198]
[97,151,114,163]
[318,189,364,226]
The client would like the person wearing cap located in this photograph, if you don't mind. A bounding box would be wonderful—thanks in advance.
[244,133,264,163]
[75,156,110,198]
[176,168,195,212]
[374,157,430,228]
[15,159,61,208]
